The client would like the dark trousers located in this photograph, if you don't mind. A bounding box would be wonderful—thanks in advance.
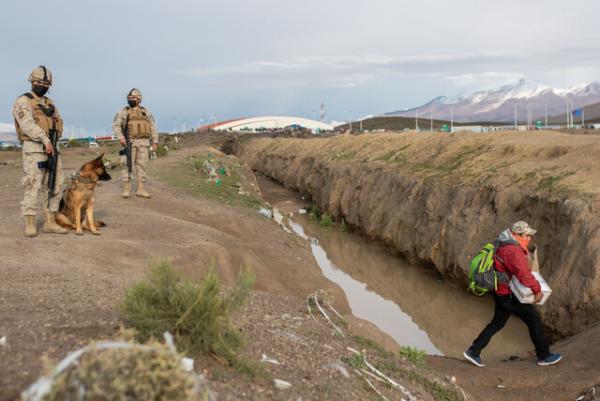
[471,294,550,359]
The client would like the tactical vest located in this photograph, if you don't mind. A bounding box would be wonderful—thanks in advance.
[14,93,63,143]
[125,107,152,139]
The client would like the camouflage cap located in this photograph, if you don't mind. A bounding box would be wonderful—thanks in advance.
[127,88,143,101]
[28,65,52,85]
[511,221,537,236]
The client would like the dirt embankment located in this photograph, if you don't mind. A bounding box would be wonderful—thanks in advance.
[235,131,600,339]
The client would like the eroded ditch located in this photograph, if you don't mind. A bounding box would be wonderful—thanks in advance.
[257,175,531,359]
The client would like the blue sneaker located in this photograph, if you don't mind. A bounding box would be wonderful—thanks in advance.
[463,347,485,367]
[537,353,562,366]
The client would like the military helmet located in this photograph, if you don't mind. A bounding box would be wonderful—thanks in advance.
[127,88,143,102]
[28,65,52,86]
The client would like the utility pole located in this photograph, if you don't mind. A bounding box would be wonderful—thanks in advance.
[348,111,352,133]
[545,104,548,128]
[450,106,454,132]
[430,106,433,132]
[415,110,419,132]
[514,103,518,130]
[359,113,363,132]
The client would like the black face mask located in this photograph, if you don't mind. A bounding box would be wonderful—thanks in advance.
[33,85,49,97]
[127,99,138,108]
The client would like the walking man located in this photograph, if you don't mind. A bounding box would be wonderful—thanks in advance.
[112,88,158,198]
[464,221,562,367]
[13,65,67,237]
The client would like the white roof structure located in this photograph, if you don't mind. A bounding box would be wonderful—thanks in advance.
[212,116,333,133]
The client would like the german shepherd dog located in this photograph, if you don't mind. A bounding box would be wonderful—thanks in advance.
[56,154,111,235]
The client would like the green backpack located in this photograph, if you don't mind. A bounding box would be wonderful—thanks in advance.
[468,240,506,296]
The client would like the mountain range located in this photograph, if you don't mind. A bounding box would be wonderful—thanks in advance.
[386,79,600,123]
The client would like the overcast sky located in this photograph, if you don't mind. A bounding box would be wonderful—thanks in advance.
[2,0,600,134]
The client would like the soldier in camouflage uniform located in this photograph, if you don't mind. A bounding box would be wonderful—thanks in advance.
[13,66,67,237]
[112,88,158,198]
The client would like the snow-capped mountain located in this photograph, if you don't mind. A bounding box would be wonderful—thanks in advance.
[387,79,600,122]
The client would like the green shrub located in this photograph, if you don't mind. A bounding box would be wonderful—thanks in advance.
[308,203,321,220]
[68,138,86,148]
[156,144,169,157]
[320,213,333,227]
[119,260,255,371]
[399,346,427,366]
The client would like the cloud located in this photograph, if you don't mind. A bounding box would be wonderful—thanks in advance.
[446,72,526,89]
[179,52,515,89]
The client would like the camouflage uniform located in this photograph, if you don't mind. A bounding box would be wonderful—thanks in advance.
[112,88,158,198]
[13,66,67,236]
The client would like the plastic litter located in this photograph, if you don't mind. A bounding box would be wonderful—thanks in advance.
[0,336,6,346]
[258,208,273,219]
[273,208,284,224]
[260,354,281,365]
[325,361,350,378]
[181,357,194,372]
[274,379,292,390]
[298,209,307,214]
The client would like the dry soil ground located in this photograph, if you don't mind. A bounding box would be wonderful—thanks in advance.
[0,135,598,401]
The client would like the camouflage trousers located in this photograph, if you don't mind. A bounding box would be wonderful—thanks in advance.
[21,151,63,216]
[121,139,150,182]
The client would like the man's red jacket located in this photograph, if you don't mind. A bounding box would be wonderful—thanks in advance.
[493,230,541,296]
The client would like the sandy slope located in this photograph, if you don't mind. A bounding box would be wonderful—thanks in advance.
[0,144,348,400]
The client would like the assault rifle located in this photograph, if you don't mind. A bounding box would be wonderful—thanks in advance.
[46,119,59,207]
[121,113,132,176]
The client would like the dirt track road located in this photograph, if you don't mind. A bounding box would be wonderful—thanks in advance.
[0,145,348,400]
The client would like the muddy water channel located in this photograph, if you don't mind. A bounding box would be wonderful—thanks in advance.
[257,176,533,359]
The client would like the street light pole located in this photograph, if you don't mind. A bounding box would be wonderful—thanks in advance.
[359,113,363,132]
[430,106,433,132]
[415,109,419,132]
[348,111,352,133]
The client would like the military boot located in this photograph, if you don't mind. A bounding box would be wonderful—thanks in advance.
[121,181,131,198]
[25,215,37,237]
[136,181,151,198]
[43,211,68,234]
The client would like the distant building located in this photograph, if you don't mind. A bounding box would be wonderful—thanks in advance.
[204,116,334,134]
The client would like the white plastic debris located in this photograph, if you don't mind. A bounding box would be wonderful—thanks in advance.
[274,379,292,390]
[496,384,506,389]
[298,209,307,214]
[325,362,350,378]
[258,208,273,219]
[260,354,281,365]
[163,332,176,352]
[0,336,6,346]
[273,208,284,224]
[181,357,194,372]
